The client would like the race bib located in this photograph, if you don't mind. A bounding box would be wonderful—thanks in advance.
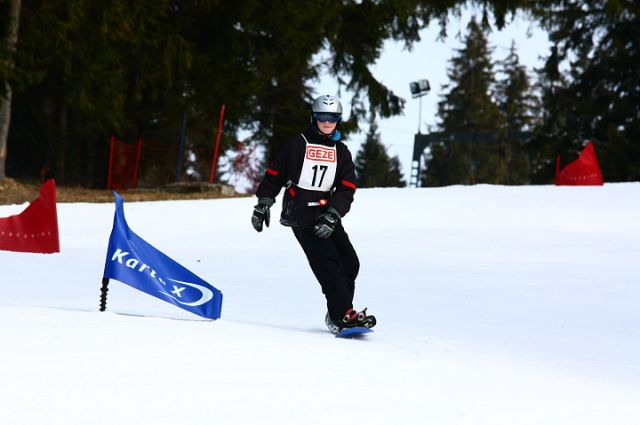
[297,135,337,192]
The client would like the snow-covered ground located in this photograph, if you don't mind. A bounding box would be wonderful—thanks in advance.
[1,184,639,425]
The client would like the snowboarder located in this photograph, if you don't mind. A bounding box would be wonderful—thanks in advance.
[251,94,377,334]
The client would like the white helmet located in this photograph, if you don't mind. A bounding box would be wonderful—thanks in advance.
[312,95,343,114]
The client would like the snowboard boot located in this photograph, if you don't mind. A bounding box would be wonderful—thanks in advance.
[325,308,377,334]
[325,312,343,334]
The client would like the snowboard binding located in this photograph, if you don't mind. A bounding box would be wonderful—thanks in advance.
[325,308,377,335]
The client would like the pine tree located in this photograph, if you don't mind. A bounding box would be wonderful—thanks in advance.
[425,17,502,186]
[495,40,537,184]
[497,41,537,135]
[387,156,405,187]
[530,45,575,183]
[438,18,502,134]
[354,122,405,188]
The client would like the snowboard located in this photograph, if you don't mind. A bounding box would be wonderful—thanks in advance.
[335,326,374,338]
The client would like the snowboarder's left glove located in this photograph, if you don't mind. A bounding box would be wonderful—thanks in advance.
[252,197,274,232]
[313,207,340,239]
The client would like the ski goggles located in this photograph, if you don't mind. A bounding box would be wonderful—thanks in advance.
[313,112,342,123]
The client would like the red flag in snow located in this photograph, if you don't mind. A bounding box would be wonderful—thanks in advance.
[555,142,604,186]
[107,135,143,190]
[0,179,60,253]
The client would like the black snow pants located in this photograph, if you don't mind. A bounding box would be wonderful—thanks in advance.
[292,221,360,322]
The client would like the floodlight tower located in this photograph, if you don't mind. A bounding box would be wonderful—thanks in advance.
[409,79,430,187]
[409,79,431,134]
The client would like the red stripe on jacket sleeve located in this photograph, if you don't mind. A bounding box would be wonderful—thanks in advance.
[342,180,357,190]
[266,168,279,176]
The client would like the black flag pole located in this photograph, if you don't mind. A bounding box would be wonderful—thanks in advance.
[99,277,109,311]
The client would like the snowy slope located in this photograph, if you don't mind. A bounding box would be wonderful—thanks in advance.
[1,184,639,425]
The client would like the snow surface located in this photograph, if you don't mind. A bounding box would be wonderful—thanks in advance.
[1,184,639,425]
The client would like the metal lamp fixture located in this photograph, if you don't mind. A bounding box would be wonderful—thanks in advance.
[409,79,431,98]
[409,79,431,134]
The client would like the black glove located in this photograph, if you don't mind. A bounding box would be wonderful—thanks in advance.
[312,207,341,239]
[251,197,274,232]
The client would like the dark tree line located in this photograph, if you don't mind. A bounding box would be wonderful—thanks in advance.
[420,2,640,186]
[1,1,638,187]
[532,0,640,182]
[0,0,459,185]
[423,18,535,186]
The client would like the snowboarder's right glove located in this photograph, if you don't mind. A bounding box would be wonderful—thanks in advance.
[251,197,274,232]
[312,207,340,239]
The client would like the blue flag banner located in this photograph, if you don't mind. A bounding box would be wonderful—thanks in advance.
[103,193,222,319]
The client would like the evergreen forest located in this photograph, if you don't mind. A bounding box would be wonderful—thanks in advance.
[1,1,638,188]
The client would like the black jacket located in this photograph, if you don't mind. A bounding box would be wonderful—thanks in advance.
[256,125,357,228]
